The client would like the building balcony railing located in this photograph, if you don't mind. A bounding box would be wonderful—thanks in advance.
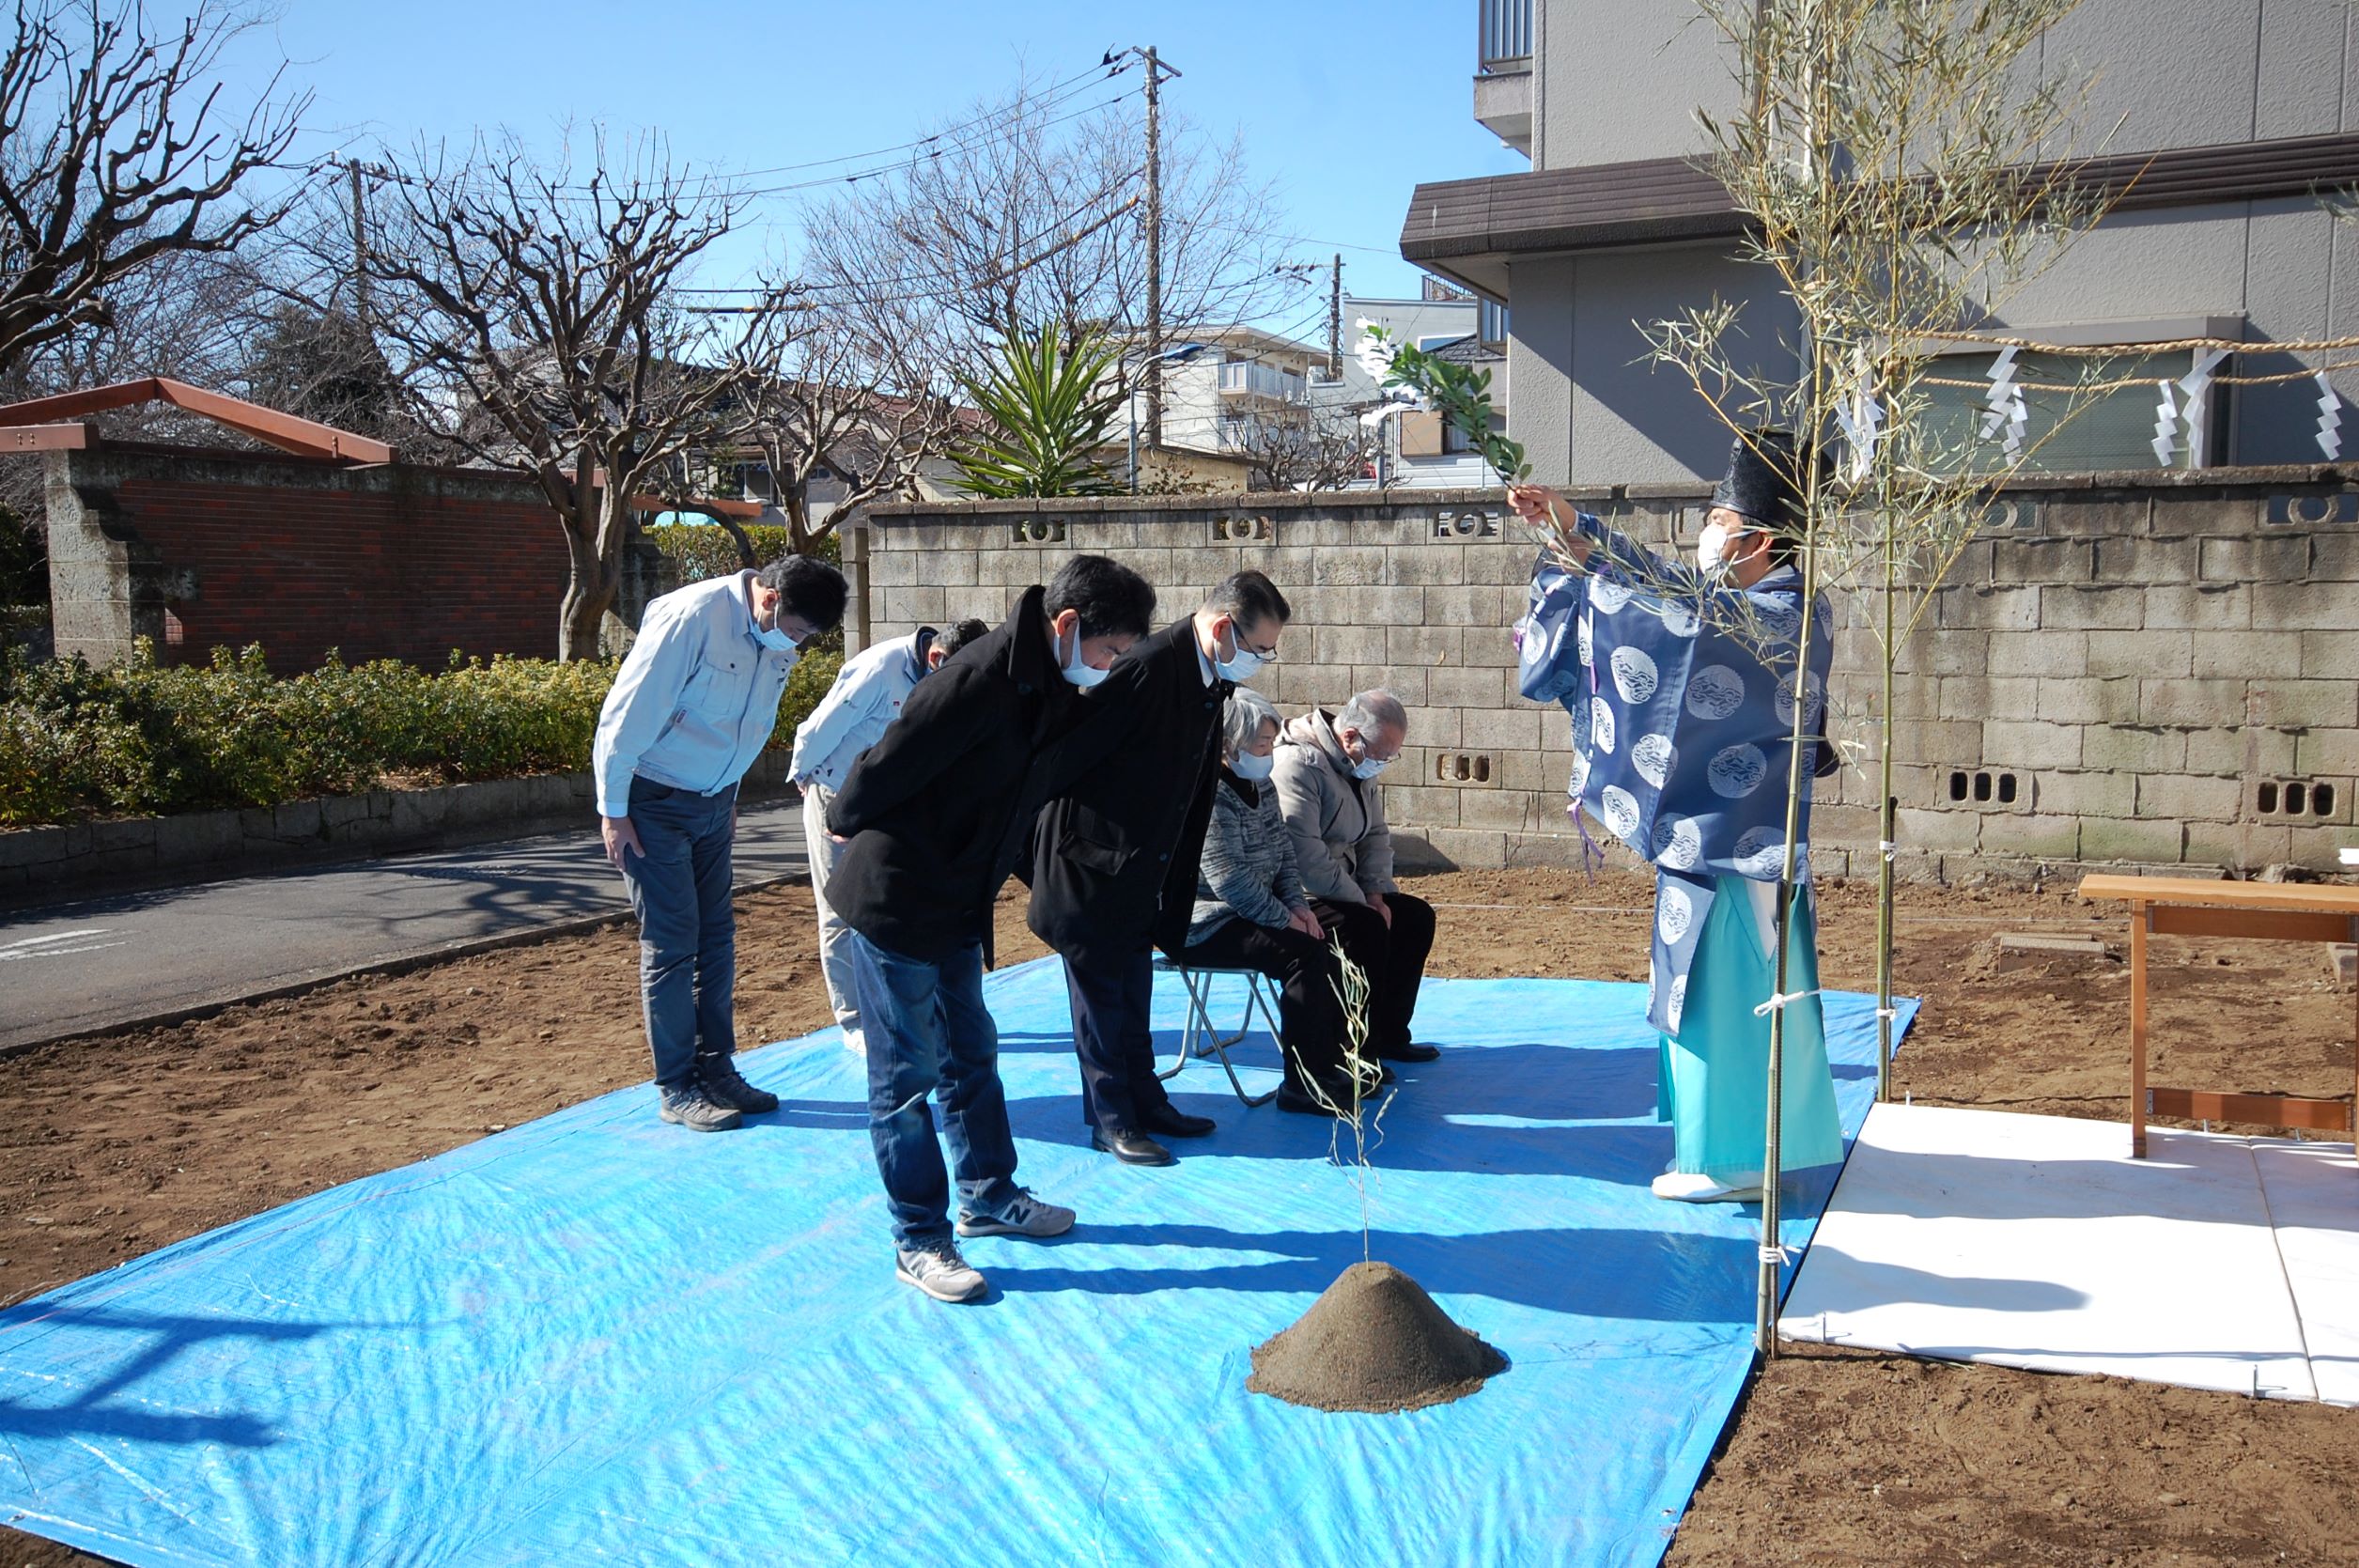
[1217,361,1307,403]
[1479,0,1532,71]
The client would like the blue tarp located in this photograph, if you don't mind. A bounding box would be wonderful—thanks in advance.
[0,962,1913,1568]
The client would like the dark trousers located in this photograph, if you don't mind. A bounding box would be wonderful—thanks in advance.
[1063,947,1174,1136]
[1311,891,1436,1050]
[847,931,1018,1249]
[1177,918,1348,1088]
[615,775,738,1087]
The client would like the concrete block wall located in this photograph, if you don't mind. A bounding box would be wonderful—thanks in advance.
[867,469,2359,879]
[1821,472,2359,881]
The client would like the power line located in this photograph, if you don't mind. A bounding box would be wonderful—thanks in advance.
[292,55,1136,206]
[722,87,1141,200]
[678,168,1147,301]
[682,193,1144,314]
[1204,219,1402,258]
[715,55,1128,181]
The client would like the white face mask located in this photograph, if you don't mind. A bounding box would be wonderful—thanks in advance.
[1343,727,1391,781]
[1213,620,1266,681]
[1057,625,1109,689]
[1232,750,1276,782]
[1697,520,1756,583]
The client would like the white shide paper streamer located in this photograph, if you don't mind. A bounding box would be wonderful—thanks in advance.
[2150,380,2179,467]
[1979,347,2027,458]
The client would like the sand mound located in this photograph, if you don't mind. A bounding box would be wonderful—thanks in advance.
[1247,1261,1508,1413]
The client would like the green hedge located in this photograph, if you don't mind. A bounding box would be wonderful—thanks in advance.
[0,641,843,828]
[644,521,841,584]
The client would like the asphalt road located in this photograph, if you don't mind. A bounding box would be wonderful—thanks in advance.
[0,800,810,1052]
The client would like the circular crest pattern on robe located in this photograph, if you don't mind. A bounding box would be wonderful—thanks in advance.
[1532,512,1835,1035]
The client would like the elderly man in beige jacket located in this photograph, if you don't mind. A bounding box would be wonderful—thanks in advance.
[1270,689,1439,1064]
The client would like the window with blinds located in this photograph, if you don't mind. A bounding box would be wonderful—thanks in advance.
[1914,349,2221,474]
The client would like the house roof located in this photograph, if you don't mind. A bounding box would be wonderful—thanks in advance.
[1401,131,2359,299]
[0,377,396,463]
[1428,334,1504,365]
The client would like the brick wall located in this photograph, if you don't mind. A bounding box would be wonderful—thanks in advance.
[45,442,673,674]
[864,470,2359,878]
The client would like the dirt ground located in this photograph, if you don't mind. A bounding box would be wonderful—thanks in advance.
[3,866,2354,1566]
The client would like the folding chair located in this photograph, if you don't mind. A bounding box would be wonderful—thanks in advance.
[1151,955,1281,1108]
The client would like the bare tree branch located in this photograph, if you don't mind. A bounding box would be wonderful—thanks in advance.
[366,128,767,659]
[796,74,1302,388]
[0,0,306,378]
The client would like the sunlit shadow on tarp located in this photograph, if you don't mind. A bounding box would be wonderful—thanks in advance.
[0,962,1910,1568]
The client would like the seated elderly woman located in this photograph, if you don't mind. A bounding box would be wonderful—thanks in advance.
[1175,688,1376,1117]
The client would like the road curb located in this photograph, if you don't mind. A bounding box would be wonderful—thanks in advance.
[1,869,810,1059]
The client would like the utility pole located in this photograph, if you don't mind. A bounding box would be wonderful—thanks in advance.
[1328,253,1342,380]
[1142,45,1168,451]
[344,156,374,339]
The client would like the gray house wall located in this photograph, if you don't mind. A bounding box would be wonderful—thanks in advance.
[1534,0,1735,168]
[1533,0,2359,173]
[863,473,2359,883]
[1509,247,1805,488]
[1498,0,2359,487]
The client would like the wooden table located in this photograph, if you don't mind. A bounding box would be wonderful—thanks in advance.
[2078,875,2359,1158]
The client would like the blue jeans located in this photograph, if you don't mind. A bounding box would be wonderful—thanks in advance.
[615,775,737,1088]
[846,930,1019,1248]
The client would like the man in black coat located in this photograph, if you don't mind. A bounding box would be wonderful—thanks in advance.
[1028,570,1293,1166]
[825,555,1156,1302]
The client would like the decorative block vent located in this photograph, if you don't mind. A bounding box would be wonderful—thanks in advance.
[1434,752,1498,785]
[2255,779,2338,818]
[1429,508,1503,540]
[1948,768,2022,807]
[1011,518,1066,544]
[2263,492,2359,527]
[1212,514,1272,542]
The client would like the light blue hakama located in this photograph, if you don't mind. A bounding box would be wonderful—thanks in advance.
[1656,874,1844,1182]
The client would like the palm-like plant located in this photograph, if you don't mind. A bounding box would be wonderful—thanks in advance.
[952,324,1126,498]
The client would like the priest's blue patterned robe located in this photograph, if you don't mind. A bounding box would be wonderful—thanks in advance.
[1519,512,1843,1179]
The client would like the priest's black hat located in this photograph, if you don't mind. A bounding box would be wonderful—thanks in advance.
[1711,429,1813,530]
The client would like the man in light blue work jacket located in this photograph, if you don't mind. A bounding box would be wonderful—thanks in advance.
[594,554,849,1132]
[789,616,989,1057]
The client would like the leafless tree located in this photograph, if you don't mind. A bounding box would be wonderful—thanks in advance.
[1234,402,1379,492]
[0,0,305,380]
[797,72,1303,387]
[678,281,967,558]
[367,130,768,660]
[0,241,283,529]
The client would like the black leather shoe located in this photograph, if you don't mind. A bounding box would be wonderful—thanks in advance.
[1091,1128,1175,1166]
[1140,1104,1217,1139]
[1373,1040,1440,1063]
[1274,1081,1346,1118]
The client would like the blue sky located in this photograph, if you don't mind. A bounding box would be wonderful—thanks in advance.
[234,0,1529,322]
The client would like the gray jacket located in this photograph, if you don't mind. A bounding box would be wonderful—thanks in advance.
[1186,772,1307,946]
[1270,709,1396,907]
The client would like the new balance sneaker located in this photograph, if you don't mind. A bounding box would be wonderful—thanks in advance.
[956,1188,1077,1239]
[697,1053,779,1114]
[658,1082,743,1133]
[895,1242,987,1303]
